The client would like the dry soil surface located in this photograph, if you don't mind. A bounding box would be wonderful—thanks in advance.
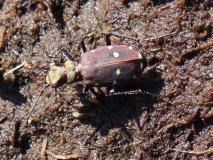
[0,0,212,160]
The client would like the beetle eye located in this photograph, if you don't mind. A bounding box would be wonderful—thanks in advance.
[64,60,77,83]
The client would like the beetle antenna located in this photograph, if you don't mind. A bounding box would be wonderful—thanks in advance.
[37,44,55,64]
[26,84,50,123]
[58,48,74,61]
[108,32,140,42]
[80,39,87,53]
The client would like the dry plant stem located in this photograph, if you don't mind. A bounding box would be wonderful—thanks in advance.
[41,138,88,160]
[110,31,176,42]
[0,26,6,49]
[144,31,176,41]
[176,41,213,64]
[185,41,213,53]
[109,33,140,42]
[173,119,194,125]
[171,148,213,156]
[45,150,88,160]
[183,41,213,57]
[41,137,48,156]
[4,61,26,76]
[37,44,55,63]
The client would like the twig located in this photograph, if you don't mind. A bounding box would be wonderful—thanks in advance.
[109,33,140,42]
[4,61,26,76]
[26,84,50,122]
[41,138,48,156]
[37,44,55,63]
[170,148,213,156]
[185,41,213,53]
[45,150,88,160]
[0,26,6,49]
[173,108,199,125]
[41,138,88,159]
[144,31,176,41]
[72,111,95,118]
[174,41,213,64]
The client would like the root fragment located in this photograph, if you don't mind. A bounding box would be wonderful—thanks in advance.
[170,148,213,156]
[174,41,213,64]
[41,138,88,159]
[4,61,27,77]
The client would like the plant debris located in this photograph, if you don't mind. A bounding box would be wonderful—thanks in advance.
[41,138,88,160]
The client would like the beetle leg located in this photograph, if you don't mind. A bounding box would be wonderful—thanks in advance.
[80,39,87,53]
[90,87,106,98]
[81,86,99,105]
[82,86,105,100]
[104,34,111,46]
[83,85,89,94]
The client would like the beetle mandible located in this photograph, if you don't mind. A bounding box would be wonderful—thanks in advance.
[46,45,147,95]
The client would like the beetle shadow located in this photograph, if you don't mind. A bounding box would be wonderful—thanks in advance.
[0,72,27,106]
[74,70,164,138]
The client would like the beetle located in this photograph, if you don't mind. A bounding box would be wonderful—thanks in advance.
[46,45,147,95]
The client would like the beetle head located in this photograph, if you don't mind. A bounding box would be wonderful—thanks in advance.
[46,65,66,85]
[46,60,78,86]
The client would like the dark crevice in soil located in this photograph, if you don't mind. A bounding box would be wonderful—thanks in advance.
[50,0,66,30]
[0,73,26,105]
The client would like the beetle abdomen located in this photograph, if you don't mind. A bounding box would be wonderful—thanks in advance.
[80,45,147,87]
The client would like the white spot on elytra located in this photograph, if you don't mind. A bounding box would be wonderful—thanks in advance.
[115,69,121,76]
[140,63,144,70]
[129,46,133,50]
[108,46,113,50]
[91,50,95,53]
[113,52,120,58]
[138,53,142,58]
[133,75,137,79]
[113,80,117,85]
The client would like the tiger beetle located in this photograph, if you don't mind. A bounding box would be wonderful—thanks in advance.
[46,45,147,96]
